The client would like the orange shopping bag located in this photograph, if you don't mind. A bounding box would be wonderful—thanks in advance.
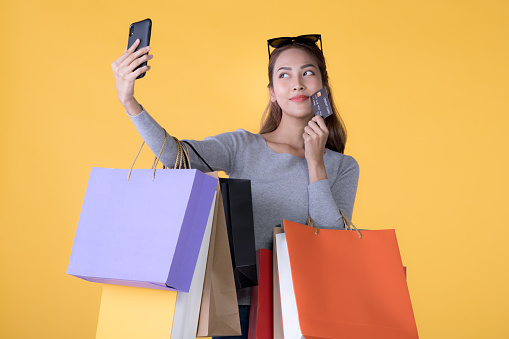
[283,219,418,339]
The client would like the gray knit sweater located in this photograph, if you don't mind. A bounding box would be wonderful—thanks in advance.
[130,108,359,304]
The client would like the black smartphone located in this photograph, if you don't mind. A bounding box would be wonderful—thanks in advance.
[127,18,152,79]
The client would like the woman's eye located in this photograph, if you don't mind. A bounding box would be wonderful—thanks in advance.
[279,73,289,78]
[304,70,314,76]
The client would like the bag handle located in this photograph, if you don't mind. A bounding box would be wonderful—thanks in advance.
[170,136,191,170]
[182,140,214,172]
[127,129,191,181]
[307,211,362,238]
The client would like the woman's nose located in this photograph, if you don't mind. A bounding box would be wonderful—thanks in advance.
[292,83,305,91]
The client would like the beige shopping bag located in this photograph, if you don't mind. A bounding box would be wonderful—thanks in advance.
[197,185,241,337]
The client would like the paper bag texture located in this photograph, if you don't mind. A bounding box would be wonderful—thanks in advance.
[95,284,177,339]
[171,189,216,339]
[284,220,419,339]
[67,168,218,292]
[272,227,285,339]
[220,178,257,289]
[248,248,273,339]
[275,233,304,339]
[197,186,241,337]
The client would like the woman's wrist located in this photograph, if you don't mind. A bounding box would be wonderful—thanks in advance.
[307,158,327,183]
[124,97,143,116]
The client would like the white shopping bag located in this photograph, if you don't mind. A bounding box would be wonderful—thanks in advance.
[275,233,304,339]
[171,191,217,338]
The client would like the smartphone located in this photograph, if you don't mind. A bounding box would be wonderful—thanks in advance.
[127,18,152,79]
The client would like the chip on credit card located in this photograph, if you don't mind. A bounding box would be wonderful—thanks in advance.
[311,88,332,119]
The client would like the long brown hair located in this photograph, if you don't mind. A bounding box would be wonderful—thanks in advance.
[259,43,347,153]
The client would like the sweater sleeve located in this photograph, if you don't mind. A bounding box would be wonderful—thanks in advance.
[129,108,236,174]
[307,155,359,228]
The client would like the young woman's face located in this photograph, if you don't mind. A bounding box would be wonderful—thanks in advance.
[269,47,323,120]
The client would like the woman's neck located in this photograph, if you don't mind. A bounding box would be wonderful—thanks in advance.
[261,113,312,156]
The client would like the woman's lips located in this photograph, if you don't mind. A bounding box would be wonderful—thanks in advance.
[290,95,309,102]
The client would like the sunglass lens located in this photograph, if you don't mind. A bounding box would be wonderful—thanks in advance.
[295,35,319,44]
[268,37,292,48]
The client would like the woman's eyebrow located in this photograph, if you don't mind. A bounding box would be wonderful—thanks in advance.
[277,64,317,72]
[277,66,292,72]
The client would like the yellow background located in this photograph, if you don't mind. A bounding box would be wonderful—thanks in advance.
[1,0,508,338]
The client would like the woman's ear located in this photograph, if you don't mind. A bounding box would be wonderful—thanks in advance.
[269,87,277,103]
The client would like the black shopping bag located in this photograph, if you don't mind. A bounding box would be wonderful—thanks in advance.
[220,178,258,289]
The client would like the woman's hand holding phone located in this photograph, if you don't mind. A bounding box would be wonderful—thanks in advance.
[111,39,153,116]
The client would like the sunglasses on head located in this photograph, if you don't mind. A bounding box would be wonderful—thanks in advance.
[267,34,322,58]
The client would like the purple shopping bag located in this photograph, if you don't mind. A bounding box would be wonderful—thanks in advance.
[67,168,218,292]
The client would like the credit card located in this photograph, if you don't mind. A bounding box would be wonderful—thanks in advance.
[311,88,332,119]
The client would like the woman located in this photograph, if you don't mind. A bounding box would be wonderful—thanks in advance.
[111,35,359,338]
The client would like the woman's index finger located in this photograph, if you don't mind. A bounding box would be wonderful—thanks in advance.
[127,39,140,52]
[115,39,140,65]
[312,115,328,130]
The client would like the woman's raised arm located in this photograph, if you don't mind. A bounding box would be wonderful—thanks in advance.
[111,41,236,174]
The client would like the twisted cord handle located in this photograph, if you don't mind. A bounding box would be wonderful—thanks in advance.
[127,129,190,181]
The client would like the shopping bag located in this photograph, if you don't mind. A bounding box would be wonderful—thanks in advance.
[284,219,419,339]
[275,232,303,339]
[248,249,273,339]
[272,227,284,339]
[196,186,241,337]
[67,167,218,292]
[171,177,217,339]
[95,284,177,339]
[220,178,257,289]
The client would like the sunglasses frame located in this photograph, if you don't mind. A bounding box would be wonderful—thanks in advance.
[267,34,322,58]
